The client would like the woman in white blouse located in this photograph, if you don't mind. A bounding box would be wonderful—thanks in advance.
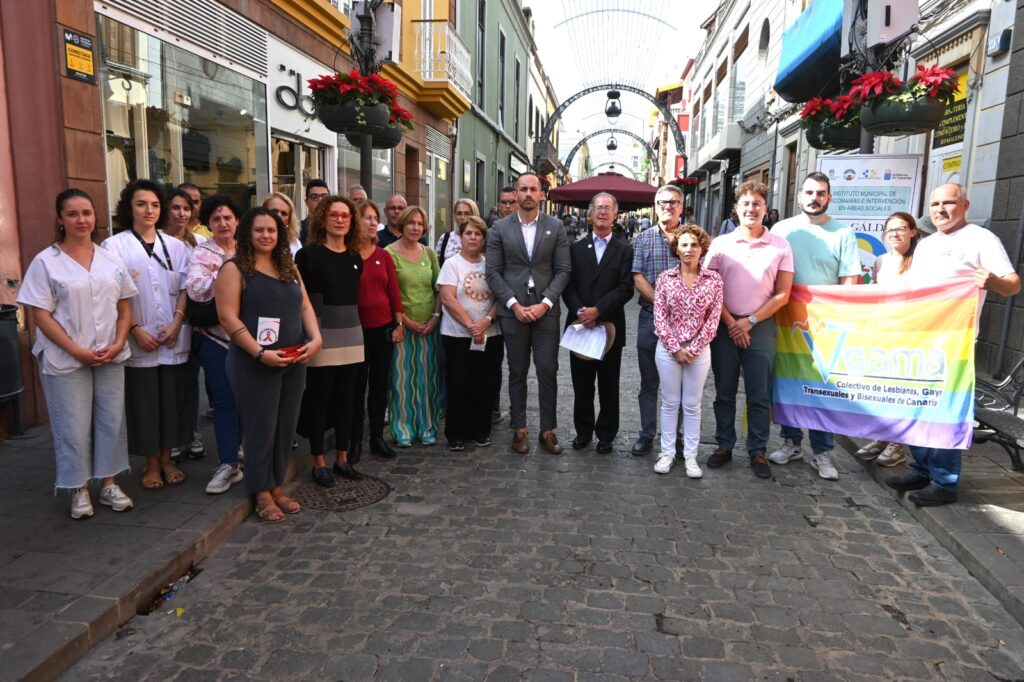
[17,189,137,519]
[103,179,192,491]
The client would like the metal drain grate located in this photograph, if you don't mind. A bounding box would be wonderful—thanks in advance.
[289,475,392,511]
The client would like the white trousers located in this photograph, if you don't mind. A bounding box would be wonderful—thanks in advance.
[655,342,711,459]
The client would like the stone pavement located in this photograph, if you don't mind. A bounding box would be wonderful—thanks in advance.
[52,300,1024,681]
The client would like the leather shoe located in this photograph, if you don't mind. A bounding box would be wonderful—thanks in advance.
[596,441,613,454]
[539,430,563,455]
[571,436,591,450]
[348,440,363,465]
[370,437,397,459]
[333,461,364,481]
[706,448,732,469]
[749,452,771,479]
[631,437,652,456]
[907,483,957,506]
[312,466,336,488]
[885,473,930,492]
[512,429,529,454]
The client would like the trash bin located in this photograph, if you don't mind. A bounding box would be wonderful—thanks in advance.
[0,304,22,400]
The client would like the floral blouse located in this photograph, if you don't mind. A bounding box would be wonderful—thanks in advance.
[186,240,231,346]
[653,266,723,356]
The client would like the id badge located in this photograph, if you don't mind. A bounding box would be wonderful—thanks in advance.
[256,317,281,346]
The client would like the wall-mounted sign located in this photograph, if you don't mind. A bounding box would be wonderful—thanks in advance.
[933,70,968,149]
[63,29,95,84]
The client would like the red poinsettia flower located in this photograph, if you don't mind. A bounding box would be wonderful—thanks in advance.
[849,70,902,104]
[909,64,959,103]
[828,95,859,122]
[800,97,829,120]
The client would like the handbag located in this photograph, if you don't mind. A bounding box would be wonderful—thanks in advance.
[186,296,219,328]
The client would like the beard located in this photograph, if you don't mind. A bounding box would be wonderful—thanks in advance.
[801,200,829,216]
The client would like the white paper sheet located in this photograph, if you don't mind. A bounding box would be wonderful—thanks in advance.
[559,323,607,360]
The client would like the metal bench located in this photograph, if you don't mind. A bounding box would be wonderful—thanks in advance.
[973,356,1024,471]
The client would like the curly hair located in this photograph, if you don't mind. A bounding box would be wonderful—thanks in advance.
[306,195,363,251]
[199,194,242,226]
[666,223,711,259]
[114,179,167,232]
[233,207,300,283]
[356,199,382,244]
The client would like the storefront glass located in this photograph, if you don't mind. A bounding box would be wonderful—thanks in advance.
[97,15,269,222]
[337,137,393,201]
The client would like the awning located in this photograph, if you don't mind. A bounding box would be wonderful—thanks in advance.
[774,0,843,103]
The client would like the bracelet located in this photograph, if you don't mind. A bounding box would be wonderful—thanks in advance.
[173,309,185,318]
[253,348,265,364]
[230,327,247,340]
[484,315,493,324]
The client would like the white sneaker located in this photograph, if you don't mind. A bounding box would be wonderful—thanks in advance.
[206,464,244,494]
[99,484,134,512]
[809,452,839,480]
[653,453,675,474]
[769,439,804,464]
[855,440,885,460]
[876,443,907,467]
[683,455,702,479]
[70,488,94,520]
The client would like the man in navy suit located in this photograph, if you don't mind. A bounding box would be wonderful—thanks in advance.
[563,193,634,453]
[486,173,571,455]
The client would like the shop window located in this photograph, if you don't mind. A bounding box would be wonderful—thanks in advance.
[337,137,393,202]
[97,14,269,222]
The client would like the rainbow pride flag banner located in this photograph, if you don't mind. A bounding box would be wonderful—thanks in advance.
[773,278,979,449]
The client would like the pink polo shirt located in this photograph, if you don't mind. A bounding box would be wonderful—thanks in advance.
[704,228,794,316]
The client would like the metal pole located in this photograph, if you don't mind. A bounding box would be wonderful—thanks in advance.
[360,133,374,199]
[354,0,383,200]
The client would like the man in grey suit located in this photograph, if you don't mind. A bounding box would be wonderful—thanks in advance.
[486,172,571,455]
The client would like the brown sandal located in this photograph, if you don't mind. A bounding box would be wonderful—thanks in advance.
[272,493,301,514]
[142,472,164,490]
[255,497,285,524]
[161,464,186,486]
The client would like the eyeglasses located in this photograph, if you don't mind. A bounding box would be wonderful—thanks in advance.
[455,211,473,217]
[656,200,681,208]
[884,227,910,234]
[593,206,615,213]
[307,193,329,201]
[499,200,517,206]
[386,205,404,211]
[328,212,351,220]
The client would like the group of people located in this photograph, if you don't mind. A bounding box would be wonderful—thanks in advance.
[17,167,1017,522]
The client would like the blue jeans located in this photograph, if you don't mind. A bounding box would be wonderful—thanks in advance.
[908,446,960,491]
[780,425,834,454]
[197,336,240,466]
[636,308,660,440]
[711,318,776,454]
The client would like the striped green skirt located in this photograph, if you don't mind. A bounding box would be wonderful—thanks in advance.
[388,331,441,444]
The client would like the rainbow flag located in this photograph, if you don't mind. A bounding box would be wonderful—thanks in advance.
[773,278,979,449]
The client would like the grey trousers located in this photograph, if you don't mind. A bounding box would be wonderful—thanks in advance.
[225,348,306,493]
[499,313,560,432]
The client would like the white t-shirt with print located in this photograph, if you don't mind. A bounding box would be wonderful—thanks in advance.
[437,253,500,338]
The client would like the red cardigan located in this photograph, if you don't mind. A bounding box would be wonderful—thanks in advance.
[358,245,404,328]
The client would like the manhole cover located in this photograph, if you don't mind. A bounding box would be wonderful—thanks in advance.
[289,475,392,511]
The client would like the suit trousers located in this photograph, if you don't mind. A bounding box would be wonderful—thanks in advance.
[570,344,622,443]
[499,313,560,431]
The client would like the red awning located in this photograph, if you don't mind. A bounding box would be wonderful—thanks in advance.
[548,173,658,210]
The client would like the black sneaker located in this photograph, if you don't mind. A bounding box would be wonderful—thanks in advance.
[749,453,771,478]
[449,441,465,451]
[907,483,957,506]
[885,473,930,492]
[472,437,491,447]
[706,448,732,468]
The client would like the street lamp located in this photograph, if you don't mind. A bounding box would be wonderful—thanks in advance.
[605,90,621,126]
[606,134,618,154]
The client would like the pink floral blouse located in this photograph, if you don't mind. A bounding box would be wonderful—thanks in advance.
[653,266,723,355]
[186,240,230,346]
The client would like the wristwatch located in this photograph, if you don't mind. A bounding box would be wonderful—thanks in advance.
[746,314,758,326]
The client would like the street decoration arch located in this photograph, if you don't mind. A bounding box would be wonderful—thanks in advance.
[564,128,658,172]
[585,163,638,179]
[535,83,685,176]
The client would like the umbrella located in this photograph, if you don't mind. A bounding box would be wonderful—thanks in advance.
[548,172,658,211]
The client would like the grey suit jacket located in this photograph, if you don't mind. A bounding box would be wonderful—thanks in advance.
[485,212,571,318]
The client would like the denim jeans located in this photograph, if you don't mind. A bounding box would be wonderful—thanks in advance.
[780,425,834,454]
[711,318,776,455]
[197,336,240,466]
[907,446,961,491]
[40,362,130,489]
[636,308,660,440]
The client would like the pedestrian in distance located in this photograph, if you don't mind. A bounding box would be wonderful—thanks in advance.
[856,211,921,468]
[563,192,634,454]
[386,206,443,447]
[438,215,502,451]
[103,179,192,492]
[186,195,245,495]
[17,189,137,519]
[295,196,366,487]
[652,224,723,477]
[704,181,793,479]
[350,199,405,461]
[496,186,518,219]
[485,172,571,455]
[217,207,322,523]
[769,172,862,480]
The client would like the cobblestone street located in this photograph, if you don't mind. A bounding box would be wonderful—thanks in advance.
[65,301,1024,681]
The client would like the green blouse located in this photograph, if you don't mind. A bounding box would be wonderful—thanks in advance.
[385,243,439,322]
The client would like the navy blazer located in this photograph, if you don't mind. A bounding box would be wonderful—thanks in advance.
[562,233,634,349]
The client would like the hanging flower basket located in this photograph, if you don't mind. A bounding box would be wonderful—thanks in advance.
[317,100,388,135]
[345,121,405,149]
[860,97,947,136]
[805,121,861,150]
[799,95,861,150]
[308,70,415,136]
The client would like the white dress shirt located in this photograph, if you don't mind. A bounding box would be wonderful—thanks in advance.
[505,212,554,310]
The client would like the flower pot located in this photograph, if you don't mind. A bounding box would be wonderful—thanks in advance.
[316,101,389,134]
[344,122,405,149]
[805,121,860,150]
[860,97,946,136]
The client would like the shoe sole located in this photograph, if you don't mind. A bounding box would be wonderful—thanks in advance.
[206,470,244,495]
[685,470,703,479]
[809,463,839,481]
[99,500,133,512]
[769,452,803,464]
[70,509,94,520]
[876,457,906,467]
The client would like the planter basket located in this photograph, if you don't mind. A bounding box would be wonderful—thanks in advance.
[860,97,946,136]
[316,101,389,134]
[344,122,405,149]
[805,121,861,150]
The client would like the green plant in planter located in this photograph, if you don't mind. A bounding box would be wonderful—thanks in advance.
[800,96,861,150]
[307,69,396,134]
[852,64,960,136]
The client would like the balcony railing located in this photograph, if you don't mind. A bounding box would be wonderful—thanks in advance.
[413,20,472,101]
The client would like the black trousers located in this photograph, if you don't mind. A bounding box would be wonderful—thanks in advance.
[351,325,394,447]
[443,335,502,442]
[570,344,623,443]
[299,363,360,455]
